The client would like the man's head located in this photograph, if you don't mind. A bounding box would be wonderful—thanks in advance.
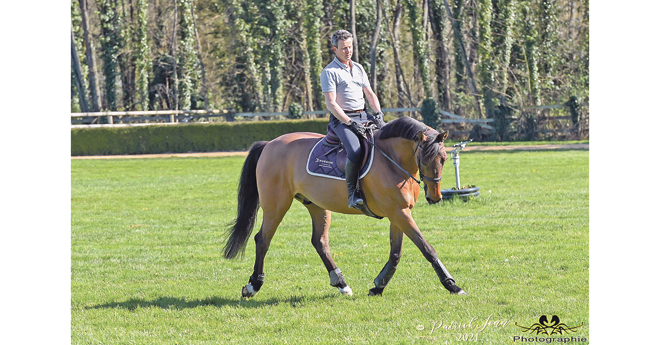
[331,30,353,63]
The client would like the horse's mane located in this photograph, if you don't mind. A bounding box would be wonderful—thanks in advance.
[377,116,446,162]
[378,116,429,141]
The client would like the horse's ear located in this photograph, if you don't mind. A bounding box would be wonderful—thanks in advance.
[417,131,427,142]
[435,131,449,142]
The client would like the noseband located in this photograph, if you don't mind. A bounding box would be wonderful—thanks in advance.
[414,140,444,184]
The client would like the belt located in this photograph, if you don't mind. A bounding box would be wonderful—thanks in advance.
[343,109,363,114]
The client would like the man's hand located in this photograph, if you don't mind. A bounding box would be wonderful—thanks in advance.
[373,110,386,129]
[349,120,367,137]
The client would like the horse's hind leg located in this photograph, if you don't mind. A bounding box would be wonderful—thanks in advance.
[242,196,293,298]
[305,203,353,296]
[369,223,404,296]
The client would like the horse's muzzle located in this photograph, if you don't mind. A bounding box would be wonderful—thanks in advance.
[426,195,441,204]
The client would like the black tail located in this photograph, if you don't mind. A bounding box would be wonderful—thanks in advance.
[223,141,268,259]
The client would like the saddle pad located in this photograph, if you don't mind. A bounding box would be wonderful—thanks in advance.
[306,138,374,180]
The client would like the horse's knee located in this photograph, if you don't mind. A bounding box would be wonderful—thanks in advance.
[390,252,402,266]
[311,234,328,252]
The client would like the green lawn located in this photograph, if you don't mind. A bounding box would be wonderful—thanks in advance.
[71,148,588,344]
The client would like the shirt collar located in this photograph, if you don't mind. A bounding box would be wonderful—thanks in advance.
[333,56,351,70]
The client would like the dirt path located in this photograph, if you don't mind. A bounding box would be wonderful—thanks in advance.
[71,143,588,160]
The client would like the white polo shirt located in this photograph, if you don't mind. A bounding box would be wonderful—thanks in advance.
[320,57,370,111]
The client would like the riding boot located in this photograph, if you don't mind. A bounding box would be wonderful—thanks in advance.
[345,158,364,209]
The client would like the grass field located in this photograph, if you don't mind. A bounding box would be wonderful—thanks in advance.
[71,147,588,344]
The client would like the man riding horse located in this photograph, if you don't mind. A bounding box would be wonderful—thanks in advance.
[321,29,387,210]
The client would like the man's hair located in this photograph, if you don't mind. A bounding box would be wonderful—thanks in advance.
[331,30,353,48]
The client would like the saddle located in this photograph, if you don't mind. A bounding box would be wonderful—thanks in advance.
[306,123,382,219]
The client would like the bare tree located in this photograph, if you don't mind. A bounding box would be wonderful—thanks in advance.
[350,0,359,62]
[78,0,102,112]
[369,0,383,93]
[71,26,90,112]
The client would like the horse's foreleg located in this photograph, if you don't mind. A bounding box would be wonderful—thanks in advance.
[389,208,467,295]
[369,223,404,296]
[306,203,353,296]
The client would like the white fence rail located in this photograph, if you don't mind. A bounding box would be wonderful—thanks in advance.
[70,107,498,129]
[71,103,583,131]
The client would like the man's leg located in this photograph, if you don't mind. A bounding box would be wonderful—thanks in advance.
[332,122,363,209]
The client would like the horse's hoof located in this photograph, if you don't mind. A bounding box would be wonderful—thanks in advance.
[242,283,258,298]
[368,287,384,296]
[338,286,353,296]
[453,289,468,296]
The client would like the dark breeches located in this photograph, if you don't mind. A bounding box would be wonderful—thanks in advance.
[331,120,362,163]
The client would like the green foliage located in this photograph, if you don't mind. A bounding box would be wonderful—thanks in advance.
[288,102,304,119]
[566,95,581,125]
[177,0,202,110]
[478,0,495,117]
[71,119,329,155]
[134,0,150,111]
[305,0,324,109]
[452,0,466,91]
[73,0,589,140]
[420,98,441,130]
[97,0,124,111]
[521,3,541,106]
[404,0,432,99]
[492,0,516,93]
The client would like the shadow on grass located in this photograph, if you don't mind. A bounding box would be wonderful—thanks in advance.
[88,293,338,311]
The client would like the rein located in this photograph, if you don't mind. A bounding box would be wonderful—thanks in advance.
[363,128,442,186]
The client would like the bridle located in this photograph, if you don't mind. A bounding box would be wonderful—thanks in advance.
[413,140,444,185]
[364,127,444,187]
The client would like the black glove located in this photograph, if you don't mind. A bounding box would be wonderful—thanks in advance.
[373,111,386,129]
[349,120,366,137]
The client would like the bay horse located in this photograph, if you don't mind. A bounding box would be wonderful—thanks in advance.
[223,116,467,297]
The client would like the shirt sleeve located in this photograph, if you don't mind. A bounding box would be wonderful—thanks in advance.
[320,69,335,93]
[360,65,371,88]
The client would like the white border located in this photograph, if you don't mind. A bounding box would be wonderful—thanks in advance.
[306,139,375,181]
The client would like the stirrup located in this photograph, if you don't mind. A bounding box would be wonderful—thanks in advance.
[348,193,364,209]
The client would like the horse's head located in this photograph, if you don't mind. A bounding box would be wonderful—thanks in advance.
[416,129,449,204]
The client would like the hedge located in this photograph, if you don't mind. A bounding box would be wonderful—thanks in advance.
[71,119,330,156]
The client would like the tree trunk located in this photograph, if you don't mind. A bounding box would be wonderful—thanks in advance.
[71,26,90,112]
[477,0,495,118]
[171,0,179,113]
[190,3,208,110]
[429,0,451,109]
[322,0,335,63]
[388,0,413,108]
[405,0,432,99]
[369,0,383,93]
[305,0,324,110]
[350,0,359,62]
[442,0,483,118]
[78,0,101,112]
[134,0,150,111]
[119,0,134,110]
[300,20,315,112]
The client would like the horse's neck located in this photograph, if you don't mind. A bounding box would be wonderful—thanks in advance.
[375,135,418,172]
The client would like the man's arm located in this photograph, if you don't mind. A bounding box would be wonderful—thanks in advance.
[324,91,352,125]
[363,85,381,113]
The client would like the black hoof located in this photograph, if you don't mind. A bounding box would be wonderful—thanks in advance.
[368,287,384,296]
[442,280,467,295]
